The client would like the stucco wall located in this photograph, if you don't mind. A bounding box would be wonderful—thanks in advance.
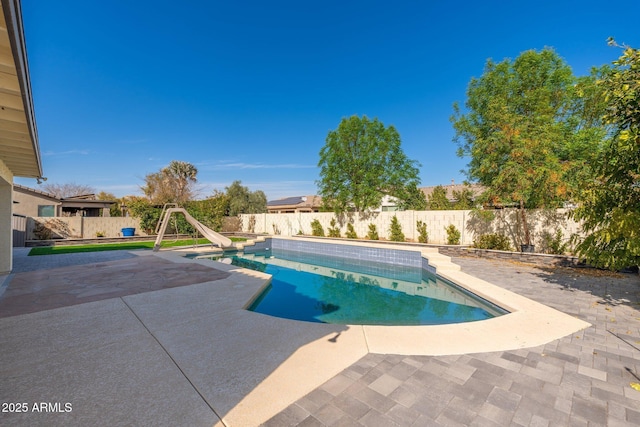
[239,209,581,251]
[27,217,144,240]
[0,159,13,273]
[13,188,60,217]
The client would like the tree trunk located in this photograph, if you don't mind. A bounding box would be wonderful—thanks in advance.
[519,199,531,246]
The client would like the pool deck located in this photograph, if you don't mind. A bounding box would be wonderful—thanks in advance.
[1,247,639,426]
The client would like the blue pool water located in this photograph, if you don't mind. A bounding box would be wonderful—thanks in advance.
[193,248,506,325]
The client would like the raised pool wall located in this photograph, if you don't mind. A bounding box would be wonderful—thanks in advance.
[245,235,433,273]
[239,236,516,312]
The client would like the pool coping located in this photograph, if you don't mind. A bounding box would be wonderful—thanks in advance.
[163,237,591,426]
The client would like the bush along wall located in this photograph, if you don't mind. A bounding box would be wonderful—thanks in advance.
[238,209,582,249]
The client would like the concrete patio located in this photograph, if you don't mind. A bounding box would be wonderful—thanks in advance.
[0,248,639,426]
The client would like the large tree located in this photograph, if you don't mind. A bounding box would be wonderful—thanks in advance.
[317,115,421,213]
[427,186,452,210]
[225,180,267,216]
[451,186,476,210]
[141,160,198,205]
[572,41,640,270]
[96,191,122,217]
[452,48,591,247]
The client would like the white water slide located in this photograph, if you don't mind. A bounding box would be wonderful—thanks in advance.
[153,206,232,251]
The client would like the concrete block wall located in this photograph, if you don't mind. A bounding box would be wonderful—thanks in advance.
[239,208,581,248]
[240,211,470,242]
[27,217,144,240]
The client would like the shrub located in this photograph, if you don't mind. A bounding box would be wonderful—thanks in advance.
[389,215,405,242]
[327,218,341,237]
[473,233,512,251]
[416,220,428,243]
[542,229,568,255]
[345,223,358,239]
[184,196,230,232]
[311,219,325,237]
[445,224,461,245]
[272,223,280,235]
[367,223,379,240]
[125,198,161,234]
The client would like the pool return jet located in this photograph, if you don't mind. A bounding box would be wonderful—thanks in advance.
[153,203,233,251]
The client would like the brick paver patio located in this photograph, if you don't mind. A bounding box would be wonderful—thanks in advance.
[263,258,640,426]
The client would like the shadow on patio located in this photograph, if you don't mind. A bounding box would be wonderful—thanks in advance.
[0,251,365,426]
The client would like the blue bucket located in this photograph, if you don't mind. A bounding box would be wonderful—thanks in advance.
[121,227,135,237]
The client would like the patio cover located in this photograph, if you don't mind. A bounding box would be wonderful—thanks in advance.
[0,0,42,273]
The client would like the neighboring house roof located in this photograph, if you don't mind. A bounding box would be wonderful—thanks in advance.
[267,196,305,207]
[63,193,97,200]
[62,194,114,203]
[267,195,322,211]
[13,184,115,209]
[13,183,58,202]
[421,183,485,202]
[60,199,114,209]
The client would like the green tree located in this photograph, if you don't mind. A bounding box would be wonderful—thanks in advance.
[225,180,267,216]
[141,160,198,205]
[561,68,611,200]
[318,115,421,213]
[389,215,405,242]
[427,186,452,210]
[311,219,325,237]
[96,191,122,217]
[416,220,429,243]
[445,224,461,245]
[398,184,428,210]
[327,218,341,237]
[184,191,230,231]
[167,160,198,203]
[345,223,358,239]
[125,196,161,233]
[452,48,586,246]
[451,186,475,210]
[367,223,379,240]
[572,41,640,270]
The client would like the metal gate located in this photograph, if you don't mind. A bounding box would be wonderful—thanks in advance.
[12,214,26,247]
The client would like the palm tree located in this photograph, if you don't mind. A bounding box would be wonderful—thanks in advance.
[165,160,198,204]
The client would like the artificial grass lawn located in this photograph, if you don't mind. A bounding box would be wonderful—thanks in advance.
[28,237,247,256]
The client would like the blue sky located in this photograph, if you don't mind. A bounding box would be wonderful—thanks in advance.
[15,0,640,200]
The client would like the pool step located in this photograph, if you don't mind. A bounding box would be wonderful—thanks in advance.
[233,236,267,251]
[420,251,461,272]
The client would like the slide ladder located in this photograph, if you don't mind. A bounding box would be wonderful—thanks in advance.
[153,206,233,251]
[155,203,178,235]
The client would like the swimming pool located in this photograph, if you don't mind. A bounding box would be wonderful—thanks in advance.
[189,241,507,325]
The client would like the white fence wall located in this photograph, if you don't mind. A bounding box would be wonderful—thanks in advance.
[239,209,582,249]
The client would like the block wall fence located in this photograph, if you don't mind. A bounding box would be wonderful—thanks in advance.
[239,209,582,249]
[27,217,144,240]
[24,208,583,251]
